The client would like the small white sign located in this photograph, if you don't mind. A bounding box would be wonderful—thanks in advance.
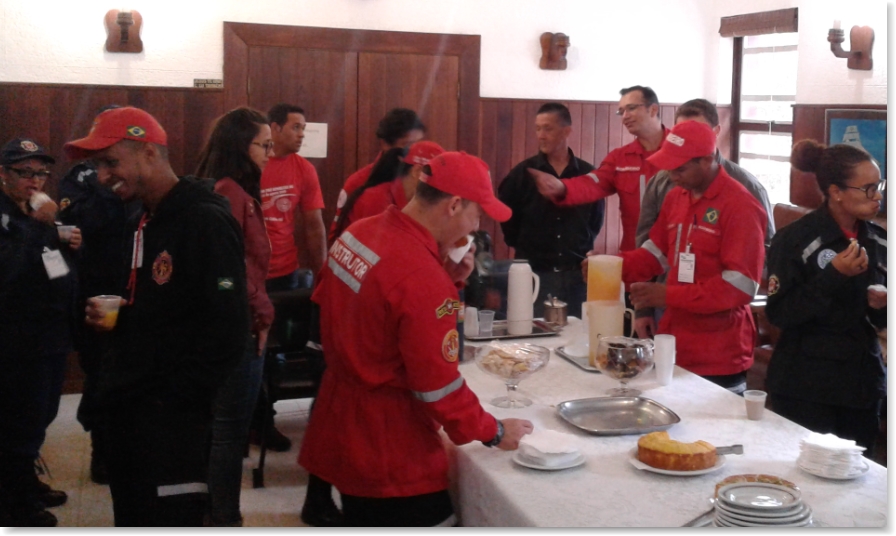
[299,122,328,158]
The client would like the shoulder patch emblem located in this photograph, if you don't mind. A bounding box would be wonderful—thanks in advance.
[152,250,173,285]
[436,298,461,319]
[59,198,71,210]
[442,329,460,362]
[127,125,146,138]
[217,277,234,290]
[817,249,836,269]
[703,207,719,224]
[767,275,780,296]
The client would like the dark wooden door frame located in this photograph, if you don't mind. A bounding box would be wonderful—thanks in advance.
[223,22,481,155]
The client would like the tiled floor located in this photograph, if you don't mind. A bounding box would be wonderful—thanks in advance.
[41,394,321,527]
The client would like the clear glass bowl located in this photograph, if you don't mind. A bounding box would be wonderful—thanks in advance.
[593,336,654,396]
[475,342,550,408]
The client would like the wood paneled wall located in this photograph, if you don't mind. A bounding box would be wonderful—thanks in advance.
[0,83,224,199]
[790,103,887,208]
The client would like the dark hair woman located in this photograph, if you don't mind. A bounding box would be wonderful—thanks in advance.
[195,107,274,526]
[765,139,886,455]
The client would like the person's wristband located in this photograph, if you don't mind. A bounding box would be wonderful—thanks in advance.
[482,420,504,448]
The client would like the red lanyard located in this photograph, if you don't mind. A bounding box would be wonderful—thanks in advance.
[126,213,149,305]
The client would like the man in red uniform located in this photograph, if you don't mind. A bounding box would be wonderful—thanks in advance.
[261,103,327,291]
[529,85,668,252]
[330,108,425,234]
[619,120,766,393]
[301,152,533,527]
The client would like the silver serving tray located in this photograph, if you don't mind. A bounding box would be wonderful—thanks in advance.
[557,396,681,436]
[465,319,561,341]
[555,346,601,374]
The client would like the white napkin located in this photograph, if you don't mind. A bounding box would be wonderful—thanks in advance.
[798,432,867,478]
[518,429,581,467]
[447,234,474,264]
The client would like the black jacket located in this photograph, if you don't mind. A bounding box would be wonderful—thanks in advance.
[0,189,77,358]
[498,149,604,270]
[765,206,886,409]
[104,176,250,411]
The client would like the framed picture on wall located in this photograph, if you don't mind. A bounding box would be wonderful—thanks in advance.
[825,109,887,183]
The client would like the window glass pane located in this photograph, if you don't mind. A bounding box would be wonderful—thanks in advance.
[741,50,798,98]
[740,99,795,123]
[744,32,799,48]
[739,132,793,206]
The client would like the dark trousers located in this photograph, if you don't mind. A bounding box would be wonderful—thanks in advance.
[771,394,881,457]
[340,490,455,527]
[0,351,67,458]
[106,397,211,526]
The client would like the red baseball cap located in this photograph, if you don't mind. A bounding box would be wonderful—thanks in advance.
[420,151,511,222]
[63,107,168,160]
[647,120,716,170]
[403,140,444,166]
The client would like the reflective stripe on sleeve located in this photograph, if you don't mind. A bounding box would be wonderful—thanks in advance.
[412,376,464,403]
[642,239,670,272]
[157,482,208,497]
[870,234,887,248]
[306,340,322,351]
[722,270,759,297]
[801,237,822,264]
[586,172,600,184]
[341,232,381,266]
[329,257,361,293]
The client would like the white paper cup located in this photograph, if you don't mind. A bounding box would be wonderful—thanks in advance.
[465,306,479,336]
[654,334,675,386]
[744,390,767,420]
[57,225,75,242]
[93,295,122,329]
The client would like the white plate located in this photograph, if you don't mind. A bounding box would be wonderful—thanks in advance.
[512,451,585,471]
[798,459,870,480]
[717,483,801,510]
[628,448,726,476]
[564,343,588,359]
[716,510,812,527]
[716,499,807,519]
[717,503,812,524]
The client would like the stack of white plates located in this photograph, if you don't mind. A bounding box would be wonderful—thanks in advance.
[797,432,869,479]
[713,483,813,527]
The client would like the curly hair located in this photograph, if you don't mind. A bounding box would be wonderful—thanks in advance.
[791,139,872,199]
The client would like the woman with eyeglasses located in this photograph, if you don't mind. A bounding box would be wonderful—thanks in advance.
[195,108,275,526]
[0,138,80,526]
[765,139,886,454]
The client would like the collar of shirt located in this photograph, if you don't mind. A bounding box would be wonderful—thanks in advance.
[620,125,670,157]
[532,147,583,177]
[383,205,442,263]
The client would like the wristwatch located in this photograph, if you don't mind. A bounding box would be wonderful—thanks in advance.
[482,420,504,448]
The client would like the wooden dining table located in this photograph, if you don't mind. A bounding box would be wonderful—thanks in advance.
[445,317,887,527]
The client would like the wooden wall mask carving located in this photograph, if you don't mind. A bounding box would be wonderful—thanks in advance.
[539,32,569,70]
[105,10,143,53]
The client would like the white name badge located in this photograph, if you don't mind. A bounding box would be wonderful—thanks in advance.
[42,249,70,280]
[677,252,695,283]
[132,228,144,268]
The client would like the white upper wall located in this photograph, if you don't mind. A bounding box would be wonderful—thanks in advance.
[0,0,886,105]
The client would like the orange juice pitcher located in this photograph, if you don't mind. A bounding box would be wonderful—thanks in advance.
[587,255,622,302]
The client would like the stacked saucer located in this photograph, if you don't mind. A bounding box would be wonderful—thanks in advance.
[713,483,813,527]
[515,429,584,471]
[797,432,869,479]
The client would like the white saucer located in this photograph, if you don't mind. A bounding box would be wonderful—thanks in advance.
[798,459,870,480]
[717,483,801,510]
[512,451,585,471]
[564,343,588,359]
[628,448,726,476]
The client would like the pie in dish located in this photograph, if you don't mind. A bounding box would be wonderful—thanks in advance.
[636,431,717,471]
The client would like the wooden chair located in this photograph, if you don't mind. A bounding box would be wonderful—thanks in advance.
[251,288,324,488]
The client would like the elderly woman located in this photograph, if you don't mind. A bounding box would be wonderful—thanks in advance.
[0,138,80,526]
[765,140,886,454]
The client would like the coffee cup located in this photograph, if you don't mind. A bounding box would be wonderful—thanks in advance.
[57,225,76,243]
[744,390,767,420]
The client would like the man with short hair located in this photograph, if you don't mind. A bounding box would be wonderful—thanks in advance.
[66,107,250,526]
[621,120,766,394]
[529,86,668,252]
[261,103,327,291]
[632,98,775,338]
[498,102,604,318]
[300,152,533,527]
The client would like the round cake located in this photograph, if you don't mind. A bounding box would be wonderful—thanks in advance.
[637,431,717,471]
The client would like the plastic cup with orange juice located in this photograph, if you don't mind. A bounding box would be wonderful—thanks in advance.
[93,295,122,329]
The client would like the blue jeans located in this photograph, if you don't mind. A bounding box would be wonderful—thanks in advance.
[207,338,264,525]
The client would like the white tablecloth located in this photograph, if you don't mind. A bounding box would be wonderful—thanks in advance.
[447,318,887,527]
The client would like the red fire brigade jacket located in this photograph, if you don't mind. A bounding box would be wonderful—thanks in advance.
[620,168,766,376]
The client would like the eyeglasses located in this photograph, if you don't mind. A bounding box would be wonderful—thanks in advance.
[7,167,51,180]
[615,103,647,116]
[252,141,275,152]
[842,180,885,199]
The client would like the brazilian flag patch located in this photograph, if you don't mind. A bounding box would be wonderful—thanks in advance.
[127,125,146,138]
[703,207,720,224]
[217,277,234,290]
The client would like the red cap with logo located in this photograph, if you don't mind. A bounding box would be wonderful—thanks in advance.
[420,151,511,222]
[63,107,168,160]
[647,120,716,171]
[403,140,445,166]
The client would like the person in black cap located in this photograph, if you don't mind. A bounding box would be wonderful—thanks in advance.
[0,138,80,526]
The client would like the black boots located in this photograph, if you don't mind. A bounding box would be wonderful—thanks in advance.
[300,473,343,527]
[89,429,110,485]
[0,454,58,527]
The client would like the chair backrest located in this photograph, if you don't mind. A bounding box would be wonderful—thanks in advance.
[267,288,314,354]
[773,203,812,231]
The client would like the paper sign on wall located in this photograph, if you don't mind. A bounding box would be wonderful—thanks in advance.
[298,122,328,158]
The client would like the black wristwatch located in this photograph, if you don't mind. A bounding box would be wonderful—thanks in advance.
[482,420,504,448]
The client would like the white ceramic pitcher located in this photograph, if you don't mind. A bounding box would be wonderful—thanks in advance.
[507,260,540,336]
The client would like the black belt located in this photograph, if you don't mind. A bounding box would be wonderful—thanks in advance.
[528,260,581,272]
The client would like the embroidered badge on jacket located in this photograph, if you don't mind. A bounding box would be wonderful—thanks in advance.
[703,207,720,224]
[817,249,836,269]
[442,329,460,362]
[436,298,461,319]
[152,250,173,285]
[767,275,780,296]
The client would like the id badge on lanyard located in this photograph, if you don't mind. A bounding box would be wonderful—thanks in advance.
[42,248,70,279]
[677,217,696,284]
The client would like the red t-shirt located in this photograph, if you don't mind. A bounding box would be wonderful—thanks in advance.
[260,153,325,278]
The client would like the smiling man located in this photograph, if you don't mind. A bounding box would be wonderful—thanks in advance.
[497,102,604,319]
[63,106,249,526]
[618,120,766,394]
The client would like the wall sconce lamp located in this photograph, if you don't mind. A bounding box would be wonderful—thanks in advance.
[104,9,144,53]
[827,21,873,70]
